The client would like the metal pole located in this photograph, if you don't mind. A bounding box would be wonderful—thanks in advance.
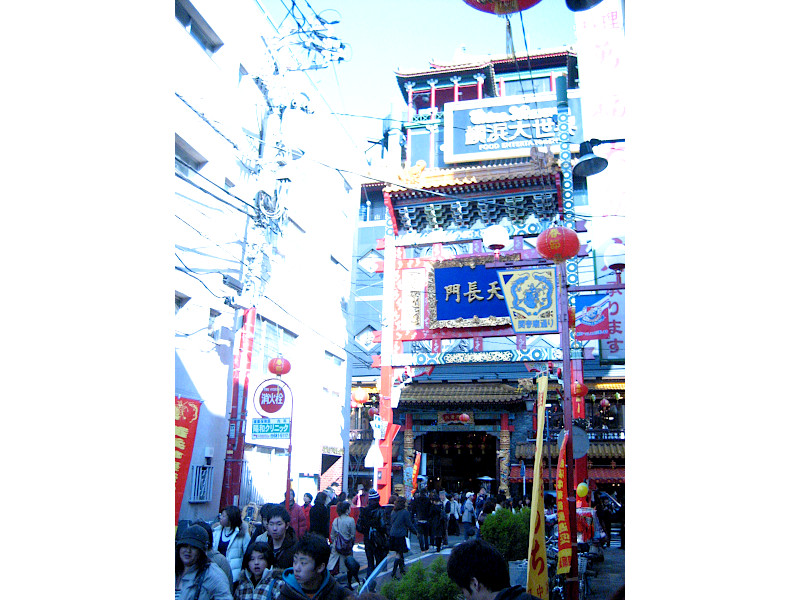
[285,383,296,510]
[557,261,580,600]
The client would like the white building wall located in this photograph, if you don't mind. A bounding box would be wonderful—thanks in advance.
[175,0,360,522]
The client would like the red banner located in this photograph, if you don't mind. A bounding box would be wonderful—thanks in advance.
[555,431,572,574]
[411,451,421,494]
[175,396,202,525]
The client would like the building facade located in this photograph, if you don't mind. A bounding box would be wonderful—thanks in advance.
[346,45,625,503]
[174,0,358,524]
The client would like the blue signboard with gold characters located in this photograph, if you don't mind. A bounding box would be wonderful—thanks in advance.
[496,267,559,334]
[427,255,518,329]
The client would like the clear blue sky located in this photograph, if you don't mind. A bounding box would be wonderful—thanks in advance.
[258,0,578,154]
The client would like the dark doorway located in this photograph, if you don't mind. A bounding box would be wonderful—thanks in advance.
[421,432,497,494]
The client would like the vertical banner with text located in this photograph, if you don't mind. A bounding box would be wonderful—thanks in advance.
[526,375,550,599]
[411,451,421,495]
[175,396,202,525]
[556,431,572,574]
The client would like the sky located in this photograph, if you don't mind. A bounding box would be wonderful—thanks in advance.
[256,0,579,159]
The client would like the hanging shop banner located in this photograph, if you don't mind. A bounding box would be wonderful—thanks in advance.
[556,431,572,574]
[599,288,625,361]
[246,376,293,449]
[526,374,550,599]
[411,451,422,494]
[574,294,610,340]
[443,93,583,164]
[428,255,519,328]
[497,267,559,334]
[175,396,202,525]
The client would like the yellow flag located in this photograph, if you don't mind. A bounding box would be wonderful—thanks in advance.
[526,375,549,599]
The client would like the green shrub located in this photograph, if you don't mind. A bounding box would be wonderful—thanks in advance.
[379,557,461,600]
[479,508,531,561]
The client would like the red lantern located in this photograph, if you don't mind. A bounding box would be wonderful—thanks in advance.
[599,398,611,409]
[536,226,580,263]
[462,0,543,15]
[571,381,588,397]
[568,306,576,329]
[352,388,369,405]
[268,357,291,376]
[368,407,379,418]
[459,413,470,423]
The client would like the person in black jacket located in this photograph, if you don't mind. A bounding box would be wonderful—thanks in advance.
[447,538,543,600]
[355,489,388,578]
[309,492,331,539]
[411,489,431,551]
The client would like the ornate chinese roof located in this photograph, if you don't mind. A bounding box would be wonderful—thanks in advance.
[398,382,524,406]
[515,441,625,461]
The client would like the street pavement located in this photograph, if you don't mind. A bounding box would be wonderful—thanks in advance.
[335,526,624,598]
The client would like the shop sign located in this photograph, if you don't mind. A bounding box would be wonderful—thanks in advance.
[574,293,610,340]
[251,418,290,439]
[497,267,559,334]
[437,411,473,425]
[428,256,518,328]
[443,93,583,164]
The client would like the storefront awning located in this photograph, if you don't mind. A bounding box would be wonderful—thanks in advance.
[508,464,624,483]
[515,441,625,460]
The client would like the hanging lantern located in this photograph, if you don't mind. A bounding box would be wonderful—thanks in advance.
[576,482,589,498]
[462,0,543,15]
[571,381,588,397]
[568,306,576,329]
[352,388,369,405]
[368,407,379,418]
[268,357,291,376]
[459,413,471,423]
[599,398,611,409]
[536,226,580,263]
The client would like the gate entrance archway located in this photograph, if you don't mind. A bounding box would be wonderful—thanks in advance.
[421,431,497,494]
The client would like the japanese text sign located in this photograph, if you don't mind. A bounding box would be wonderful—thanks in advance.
[497,267,559,334]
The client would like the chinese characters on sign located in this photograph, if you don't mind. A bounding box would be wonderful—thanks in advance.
[175,396,202,525]
[497,267,559,334]
[444,95,583,163]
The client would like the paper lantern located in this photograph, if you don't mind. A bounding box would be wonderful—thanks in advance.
[571,381,588,397]
[368,407,379,417]
[462,0,543,15]
[536,226,580,263]
[576,482,589,498]
[599,398,611,409]
[459,413,470,423]
[268,357,291,376]
[352,388,369,405]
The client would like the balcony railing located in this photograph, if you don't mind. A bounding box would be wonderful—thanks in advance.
[349,428,374,441]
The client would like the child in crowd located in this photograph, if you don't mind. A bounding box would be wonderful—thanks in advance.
[234,542,274,600]
[276,533,352,600]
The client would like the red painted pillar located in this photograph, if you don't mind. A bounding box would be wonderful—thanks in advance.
[220,306,256,510]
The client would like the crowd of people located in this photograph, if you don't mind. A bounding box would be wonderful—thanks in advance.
[176,484,620,600]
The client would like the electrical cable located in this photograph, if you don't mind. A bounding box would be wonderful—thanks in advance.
[176,169,255,218]
[175,265,227,299]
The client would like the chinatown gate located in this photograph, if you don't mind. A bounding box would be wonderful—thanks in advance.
[370,156,584,501]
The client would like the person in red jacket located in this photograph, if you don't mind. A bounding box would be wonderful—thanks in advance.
[301,493,313,532]
[286,489,308,539]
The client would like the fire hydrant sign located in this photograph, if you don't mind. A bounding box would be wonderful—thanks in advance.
[252,418,290,439]
[247,376,293,448]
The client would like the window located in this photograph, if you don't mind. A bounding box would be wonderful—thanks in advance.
[252,316,298,373]
[175,134,207,178]
[175,0,223,55]
[325,350,344,367]
[503,76,551,96]
[176,292,190,315]
[188,465,213,503]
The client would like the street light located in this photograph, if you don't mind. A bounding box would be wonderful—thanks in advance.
[572,138,626,178]
[603,242,626,284]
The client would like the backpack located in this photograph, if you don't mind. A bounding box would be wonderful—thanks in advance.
[366,509,388,550]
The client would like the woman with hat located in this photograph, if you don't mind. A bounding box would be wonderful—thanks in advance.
[176,524,234,599]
